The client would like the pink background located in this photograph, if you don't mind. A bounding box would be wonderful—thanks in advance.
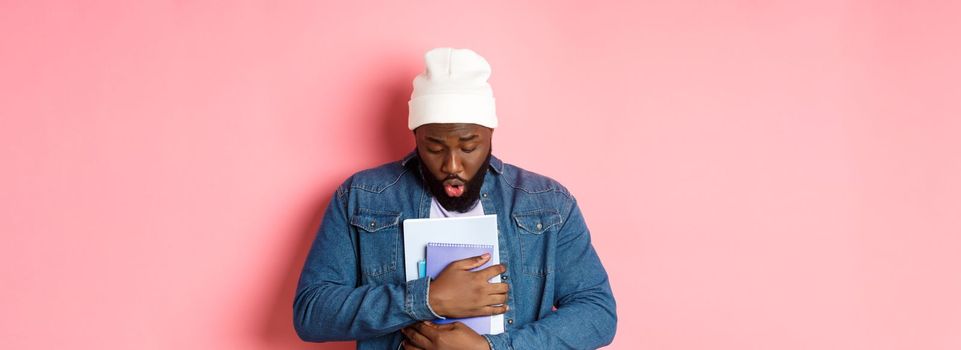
[2,1,960,349]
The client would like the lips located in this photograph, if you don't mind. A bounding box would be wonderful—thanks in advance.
[443,179,465,197]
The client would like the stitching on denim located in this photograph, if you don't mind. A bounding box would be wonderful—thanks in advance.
[349,167,410,194]
[512,208,563,233]
[497,166,574,200]
[404,279,414,319]
[349,209,402,231]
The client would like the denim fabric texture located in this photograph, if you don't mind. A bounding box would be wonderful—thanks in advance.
[294,151,617,349]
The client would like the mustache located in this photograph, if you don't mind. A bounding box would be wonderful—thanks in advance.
[443,174,466,182]
[416,149,492,213]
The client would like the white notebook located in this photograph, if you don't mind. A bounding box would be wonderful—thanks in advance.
[402,214,504,335]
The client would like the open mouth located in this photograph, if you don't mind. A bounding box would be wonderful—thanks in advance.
[443,179,465,197]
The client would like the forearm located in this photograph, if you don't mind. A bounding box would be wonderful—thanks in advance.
[294,276,436,341]
[294,186,439,342]
[483,284,617,349]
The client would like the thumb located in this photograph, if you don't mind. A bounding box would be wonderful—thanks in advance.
[455,253,490,270]
[435,322,457,330]
[448,322,471,332]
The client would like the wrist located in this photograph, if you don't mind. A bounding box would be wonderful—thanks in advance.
[427,279,447,317]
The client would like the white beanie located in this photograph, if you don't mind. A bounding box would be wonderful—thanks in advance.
[408,47,498,130]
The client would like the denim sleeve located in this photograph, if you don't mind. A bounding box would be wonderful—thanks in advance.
[293,187,436,342]
[484,198,618,349]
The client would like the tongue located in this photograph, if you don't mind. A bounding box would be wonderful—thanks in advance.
[444,184,464,197]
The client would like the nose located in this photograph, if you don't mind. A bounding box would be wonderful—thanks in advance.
[441,151,464,177]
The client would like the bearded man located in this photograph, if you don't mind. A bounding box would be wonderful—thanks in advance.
[294,47,617,350]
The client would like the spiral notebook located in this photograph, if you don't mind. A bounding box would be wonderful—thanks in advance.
[425,243,495,334]
[402,215,504,334]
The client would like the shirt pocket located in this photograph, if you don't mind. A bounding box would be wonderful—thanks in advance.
[350,207,401,283]
[512,208,562,278]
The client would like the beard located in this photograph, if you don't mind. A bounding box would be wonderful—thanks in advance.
[418,150,491,213]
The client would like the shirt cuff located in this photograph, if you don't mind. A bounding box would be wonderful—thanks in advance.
[404,277,440,321]
[483,333,511,350]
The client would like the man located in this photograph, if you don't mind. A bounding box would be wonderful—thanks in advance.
[294,47,616,349]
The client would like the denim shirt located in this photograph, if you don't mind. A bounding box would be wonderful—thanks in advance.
[294,151,617,349]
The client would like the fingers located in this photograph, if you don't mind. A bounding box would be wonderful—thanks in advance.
[414,321,441,338]
[452,253,491,270]
[483,293,508,306]
[401,326,431,348]
[401,340,425,350]
[481,304,509,316]
[434,322,456,331]
[477,263,507,279]
[486,281,509,294]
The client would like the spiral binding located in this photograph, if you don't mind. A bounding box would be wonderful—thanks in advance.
[426,242,494,249]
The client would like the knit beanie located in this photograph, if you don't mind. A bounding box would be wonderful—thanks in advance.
[408,47,498,130]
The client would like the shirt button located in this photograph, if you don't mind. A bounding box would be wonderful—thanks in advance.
[369,221,376,227]
[535,223,543,230]
[501,275,508,281]
[482,193,488,198]
[507,319,513,324]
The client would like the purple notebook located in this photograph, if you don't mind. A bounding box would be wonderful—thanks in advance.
[425,242,495,334]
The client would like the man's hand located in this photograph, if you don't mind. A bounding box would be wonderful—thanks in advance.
[401,321,491,350]
[428,253,509,318]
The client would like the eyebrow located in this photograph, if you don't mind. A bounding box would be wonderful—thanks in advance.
[426,134,479,143]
